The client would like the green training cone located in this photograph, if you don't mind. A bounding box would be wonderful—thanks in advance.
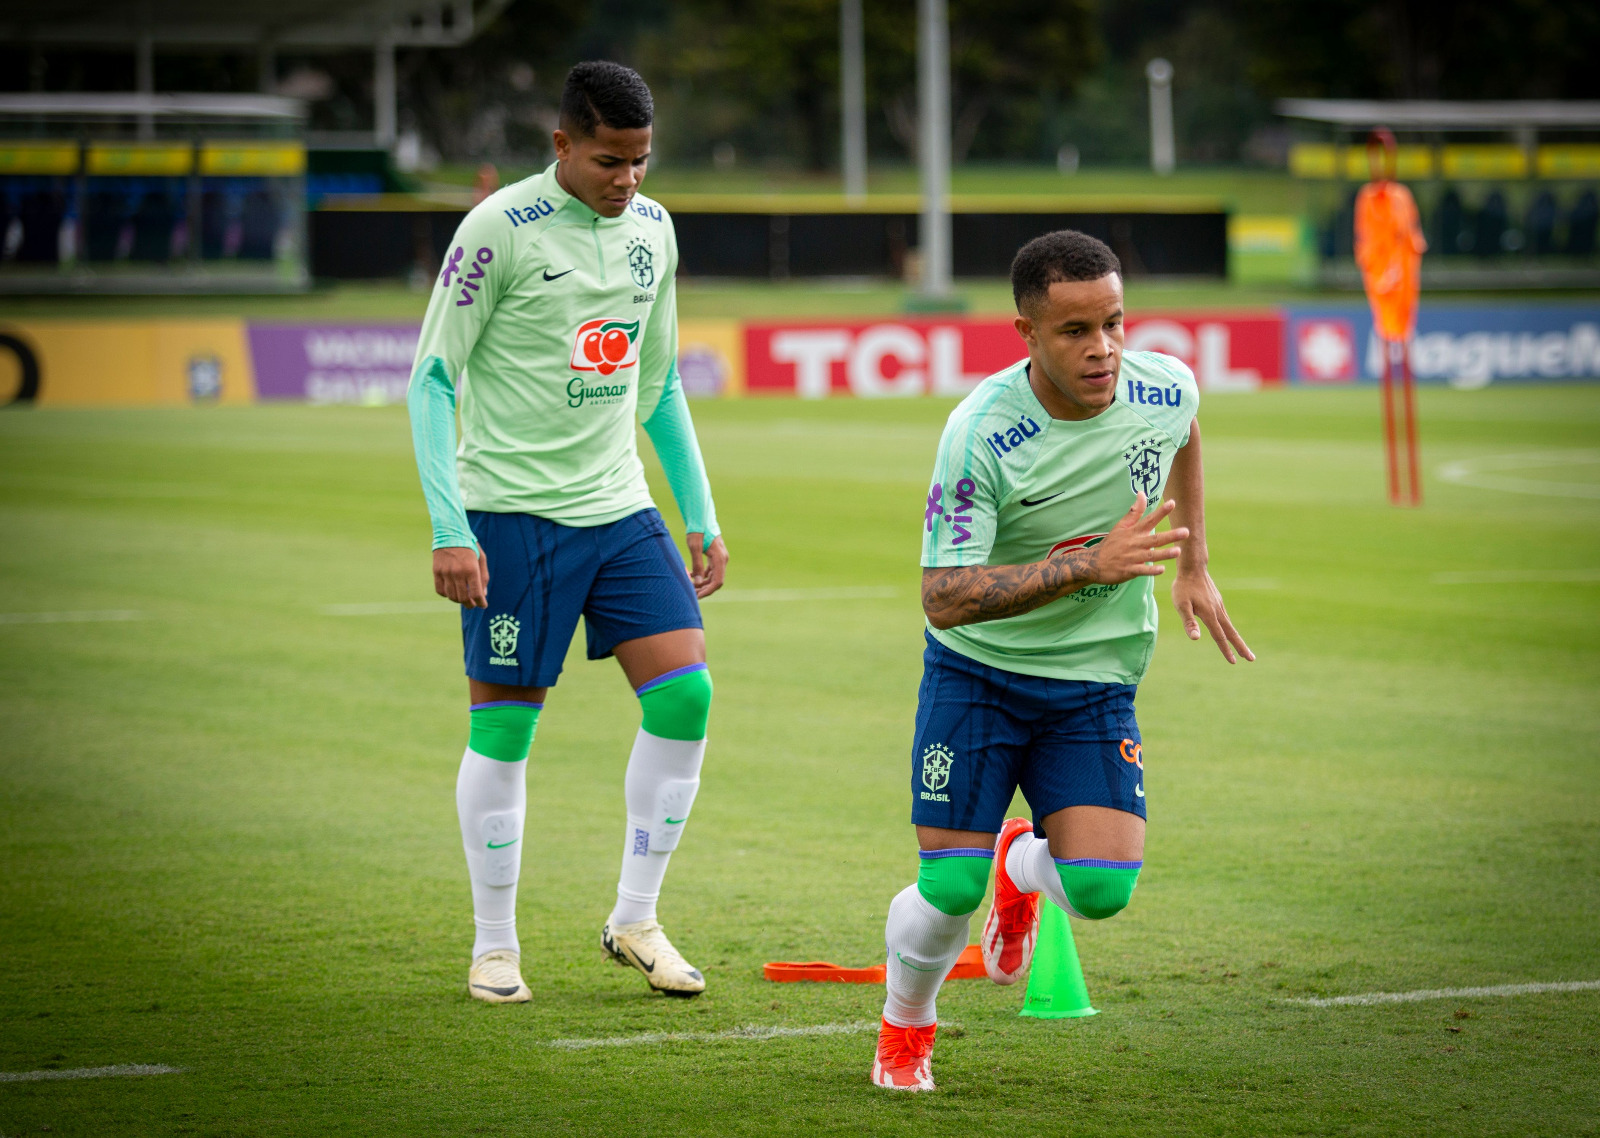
[1019,902,1099,1019]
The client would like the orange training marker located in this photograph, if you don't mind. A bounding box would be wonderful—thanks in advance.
[1355,127,1426,506]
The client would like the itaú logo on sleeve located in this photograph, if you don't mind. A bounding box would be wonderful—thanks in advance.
[569,318,641,376]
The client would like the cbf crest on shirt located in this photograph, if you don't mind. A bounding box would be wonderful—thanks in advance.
[920,350,1199,685]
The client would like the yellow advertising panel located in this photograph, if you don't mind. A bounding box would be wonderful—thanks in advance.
[199,141,307,177]
[87,143,194,176]
[1228,215,1300,254]
[1288,143,1338,179]
[1341,145,1433,180]
[0,141,78,175]
[1441,145,1527,180]
[0,320,255,407]
[1537,144,1600,178]
[677,319,745,398]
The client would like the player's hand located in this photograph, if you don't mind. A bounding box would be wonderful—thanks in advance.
[1172,568,1255,664]
[1069,494,1189,585]
[688,533,728,599]
[433,546,489,608]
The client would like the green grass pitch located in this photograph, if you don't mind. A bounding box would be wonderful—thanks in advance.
[1,386,1597,1135]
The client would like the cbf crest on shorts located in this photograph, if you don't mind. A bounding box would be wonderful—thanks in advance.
[1122,436,1165,497]
[920,743,954,803]
[488,613,520,666]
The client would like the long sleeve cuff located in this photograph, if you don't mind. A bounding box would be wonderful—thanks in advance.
[642,371,719,542]
[407,354,477,551]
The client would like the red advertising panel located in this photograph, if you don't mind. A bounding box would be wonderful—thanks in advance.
[745,313,1284,397]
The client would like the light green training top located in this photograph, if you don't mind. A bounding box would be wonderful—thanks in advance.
[921,350,1199,684]
[407,162,717,550]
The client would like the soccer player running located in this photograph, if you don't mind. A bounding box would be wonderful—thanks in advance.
[406,62,726,1003]
[872,231,1253,1090]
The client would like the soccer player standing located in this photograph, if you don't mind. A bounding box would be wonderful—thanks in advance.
[407,62,726,1002]
[872,231,1253,1090]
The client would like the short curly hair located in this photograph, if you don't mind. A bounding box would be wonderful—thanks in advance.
[559,61,654,138]
[1010,230,1122,313]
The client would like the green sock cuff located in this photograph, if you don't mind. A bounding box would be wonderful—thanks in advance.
[637,666,713,741]
[916,851,993,916]
[1056,862,1141,920]
[468,703,541,762]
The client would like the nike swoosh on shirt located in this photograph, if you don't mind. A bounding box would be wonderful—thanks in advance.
[542,267,574,281]
[1019,492,1065,507]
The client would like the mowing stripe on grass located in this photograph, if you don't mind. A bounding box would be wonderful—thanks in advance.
[0,1064,182,1083]
[704,587,898,603]
[0,610,144,625]
[321,601,456,616]
[548,1021,874,1050]
[1287,979,1600,1007]
[1432,569,1600,584]
[319,588,901,617]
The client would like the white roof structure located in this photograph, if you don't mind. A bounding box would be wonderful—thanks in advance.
[1277,99,1600,131]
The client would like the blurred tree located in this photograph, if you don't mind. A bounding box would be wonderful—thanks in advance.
[644,0,1096,169]
[1235,0,1600,101]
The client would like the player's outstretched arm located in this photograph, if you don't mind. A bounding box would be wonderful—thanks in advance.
[1167,420,1254,664]
[922,495,1186,630]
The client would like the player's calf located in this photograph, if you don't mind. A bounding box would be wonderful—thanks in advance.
[606,663,713,994]
[1005,830,1142,920]
[876,849,992,1091]
[458,699,541,1000]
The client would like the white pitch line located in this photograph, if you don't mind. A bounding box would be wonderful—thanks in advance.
[1286,979,1600,1007]
[1433,569,1600,585]
[548,1020,874,1050]
[0,1064,183,1083]
[1437,451,1600,500]
[704,586,898,603]
[0,610,144,625]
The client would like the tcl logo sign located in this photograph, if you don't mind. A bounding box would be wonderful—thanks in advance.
[748,320,1018,397]
[1123,316,1282,392]
[746,315,1284,397]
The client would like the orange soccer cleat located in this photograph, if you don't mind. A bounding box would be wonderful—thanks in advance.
[981,817,1042,985]
[871,1017,937,1091]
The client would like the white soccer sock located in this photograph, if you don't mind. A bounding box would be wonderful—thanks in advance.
[1007,831,1078,917]
[882,885,971,1028]
[608,730,705,927]
[456,747,526,959]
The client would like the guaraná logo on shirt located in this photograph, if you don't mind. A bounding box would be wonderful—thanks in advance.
[569,317,641,376]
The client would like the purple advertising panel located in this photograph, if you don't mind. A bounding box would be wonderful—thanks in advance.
[1284,304,1600,387]
[249,323,420,403]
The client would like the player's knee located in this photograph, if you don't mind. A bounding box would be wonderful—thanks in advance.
[637,664,713,741]
[1056,861,1142,921]
[468,701,541,762]
[916,851,991,916]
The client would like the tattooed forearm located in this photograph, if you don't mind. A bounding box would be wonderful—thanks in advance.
[922,548,1099,630]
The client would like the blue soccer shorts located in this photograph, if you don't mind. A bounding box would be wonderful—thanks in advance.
[909,632,1146,834]
[462,507,702,688]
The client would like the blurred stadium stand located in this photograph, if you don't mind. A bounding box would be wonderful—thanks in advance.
[308,193,1229,282]
[0,1,509,292]
[1280,99,1600,289]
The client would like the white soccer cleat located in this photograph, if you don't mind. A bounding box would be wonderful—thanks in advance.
[467,948,532,1003]
[601,918,706,997]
